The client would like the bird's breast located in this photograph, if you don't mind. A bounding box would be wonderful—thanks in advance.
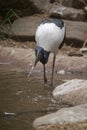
[35,22,65,54]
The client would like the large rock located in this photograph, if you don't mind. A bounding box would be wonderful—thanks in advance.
[65,20,87,47]
[49,5,87,21]
[30,0,50,13]
[61,0,87,8]
[10,16,42,41]
[53,79,87,106]
[7,16,87,46]
[0,0,50,17]
[33,104,87,130]
[73,0,87,9]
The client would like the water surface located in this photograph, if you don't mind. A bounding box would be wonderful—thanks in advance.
[0,65,87,130]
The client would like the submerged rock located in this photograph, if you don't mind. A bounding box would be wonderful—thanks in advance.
[33,104,87,130]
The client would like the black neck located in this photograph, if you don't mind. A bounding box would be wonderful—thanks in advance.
[40,51,50,64]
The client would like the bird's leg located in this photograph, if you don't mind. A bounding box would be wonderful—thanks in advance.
[43,64,47,86]
[51,55,56,87]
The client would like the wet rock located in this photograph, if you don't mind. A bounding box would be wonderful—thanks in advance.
[33,104,87,130]
[53,79,87,106]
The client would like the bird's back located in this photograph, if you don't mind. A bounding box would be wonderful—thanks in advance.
[35,19,65,54]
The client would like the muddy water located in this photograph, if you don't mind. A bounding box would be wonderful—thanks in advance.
[0,65,87,130]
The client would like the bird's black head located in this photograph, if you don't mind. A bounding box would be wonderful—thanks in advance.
[34,46,50,67]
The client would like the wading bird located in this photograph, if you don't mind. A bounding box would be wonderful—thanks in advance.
[28,18,66,87]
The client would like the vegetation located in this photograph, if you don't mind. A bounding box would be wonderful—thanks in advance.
[0,9,19,40]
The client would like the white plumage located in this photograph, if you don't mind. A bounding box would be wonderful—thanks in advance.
[35,21,65,54]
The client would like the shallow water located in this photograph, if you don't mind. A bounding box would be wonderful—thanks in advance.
[0,65,87,130]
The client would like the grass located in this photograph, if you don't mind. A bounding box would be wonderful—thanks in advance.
[0,9,19,40]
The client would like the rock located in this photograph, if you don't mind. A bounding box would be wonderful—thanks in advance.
[55,54,87,73]
[0,46,87,73]
[30,0,50,13]
[49,5,87,21]
[57,70,65,75]
[67,51,83,56]
[33,104,87,130]
[0,0,50,16]
[0,46,35,70]
[10,16,42,41]
[62,0,87,9]
[61,0,73,7]
[80,48,87,53]
[53,79,87,106]
[65,20,87,47]
[84,6,87,13]
[72,0,87,9]
[6,16,87,47]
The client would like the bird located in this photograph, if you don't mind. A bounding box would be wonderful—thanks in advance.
[28,18,66,87]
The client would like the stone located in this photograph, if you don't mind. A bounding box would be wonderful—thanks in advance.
[30,0,50,13]
[9,16,87,47]
[64,20,87,47]
[55,54,87,73]
[53,79,87,105]
[80,48,87,53]
[57,70,65,75]
[49,5,86,21]
[0,46,87,73]
[62,0,87,8]
[33,104,87,130]
[0,0,50,16]
[10,16,42,41]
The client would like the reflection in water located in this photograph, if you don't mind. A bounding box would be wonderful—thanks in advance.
[0,66,87,130]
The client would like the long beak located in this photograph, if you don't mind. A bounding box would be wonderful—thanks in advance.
[27,56,39,80]
[34,56,39,67]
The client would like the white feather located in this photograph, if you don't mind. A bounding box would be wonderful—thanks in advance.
[35,22,65,54]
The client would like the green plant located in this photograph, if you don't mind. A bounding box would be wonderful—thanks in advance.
[0,9,19,40]
[0,9,19,26]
